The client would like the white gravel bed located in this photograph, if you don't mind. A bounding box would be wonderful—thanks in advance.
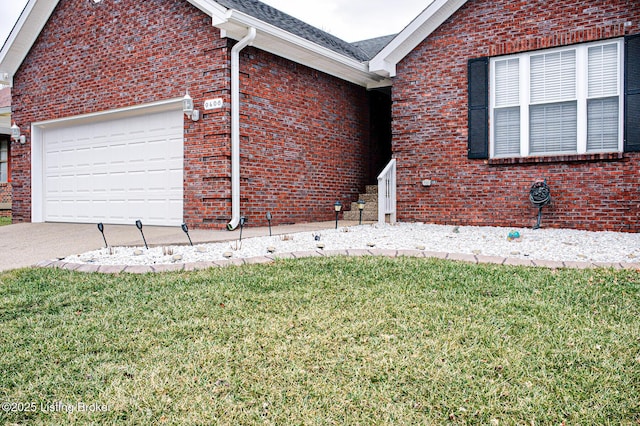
[65,223,640,266]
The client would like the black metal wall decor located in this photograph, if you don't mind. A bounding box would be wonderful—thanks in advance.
[529,179,551,229]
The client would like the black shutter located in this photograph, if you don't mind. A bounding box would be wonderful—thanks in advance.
[468,57,489,159]
[625,33,640,152]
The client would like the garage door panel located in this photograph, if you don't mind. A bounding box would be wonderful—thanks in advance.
[43,108,183,226]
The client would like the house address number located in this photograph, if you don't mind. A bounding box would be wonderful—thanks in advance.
[204,98,224,110]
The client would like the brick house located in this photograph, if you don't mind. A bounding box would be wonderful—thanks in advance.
[369,0,639,232]
[1,0,638,231]
[0,0,393,228]
[0,87,11,217]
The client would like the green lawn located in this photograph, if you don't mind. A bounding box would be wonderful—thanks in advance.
[1,257,638,425]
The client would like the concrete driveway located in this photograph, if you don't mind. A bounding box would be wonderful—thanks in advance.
[0,221,354,272]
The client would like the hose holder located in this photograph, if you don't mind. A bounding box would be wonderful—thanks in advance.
[529,179,551,229]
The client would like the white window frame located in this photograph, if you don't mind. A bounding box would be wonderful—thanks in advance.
[489,38,624,158]
[0,138,8,183]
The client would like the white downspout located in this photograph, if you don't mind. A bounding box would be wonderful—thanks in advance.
[227,27,256,230]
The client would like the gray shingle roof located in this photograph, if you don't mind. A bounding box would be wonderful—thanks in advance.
[352,34,396,58]
[215,0,386,61]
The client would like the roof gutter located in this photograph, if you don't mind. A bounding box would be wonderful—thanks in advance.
[227,26,256,231]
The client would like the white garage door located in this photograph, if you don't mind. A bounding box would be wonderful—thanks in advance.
[42,109,183,226]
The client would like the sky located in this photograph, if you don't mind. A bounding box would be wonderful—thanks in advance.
[1,0,430,48]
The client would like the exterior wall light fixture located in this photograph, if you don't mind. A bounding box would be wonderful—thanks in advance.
[183,90,199,121]
[11,122,25,144]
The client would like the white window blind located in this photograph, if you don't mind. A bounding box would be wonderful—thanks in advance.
[494,107,520,156]
[587,97,619,151]
[493,58,520,156]
[587,43,619,151]
[588,43,619,98]
[495,59,520,106]
[530,102,577,153]
[530,50,576,103]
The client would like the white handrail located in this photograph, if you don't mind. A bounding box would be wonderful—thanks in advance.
[377,159,396,225]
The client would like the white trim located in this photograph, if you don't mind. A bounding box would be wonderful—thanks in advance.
[576,49,588,154]
[33,98,182,128]
[31,99,183,223]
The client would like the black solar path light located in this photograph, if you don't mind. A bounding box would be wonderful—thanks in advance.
[357,200,365,225]
[239,216,247,242]
[97,223,108,248]
[135,219,148,249]
[334,201,342,229]
[181,223,193,246]
[266,212,272,236]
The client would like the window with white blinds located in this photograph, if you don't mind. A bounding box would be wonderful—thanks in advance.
[490,39,622,158]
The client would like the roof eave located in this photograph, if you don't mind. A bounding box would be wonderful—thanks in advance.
[369,0,467,77]
[0,0,392,89]
[217,10,391,88]
[0,0,59,85]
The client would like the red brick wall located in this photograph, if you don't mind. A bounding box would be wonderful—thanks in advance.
[393,0,640,232]
[11,0,369,228]
[236,49,368,227]
[183,47,369,228]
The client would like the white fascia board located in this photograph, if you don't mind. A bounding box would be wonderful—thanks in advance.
[369,0,467,77]
[0,0,60,84]
[217,9,390,88]
[33,97,182,129]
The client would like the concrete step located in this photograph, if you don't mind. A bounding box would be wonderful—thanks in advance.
[347,200,378,212]
[343,200,378,221]
[343,209,378,221]
[342,183,380,222]
[356,193,378,203]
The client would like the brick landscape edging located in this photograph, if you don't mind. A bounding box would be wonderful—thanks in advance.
[34,250,640,274]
